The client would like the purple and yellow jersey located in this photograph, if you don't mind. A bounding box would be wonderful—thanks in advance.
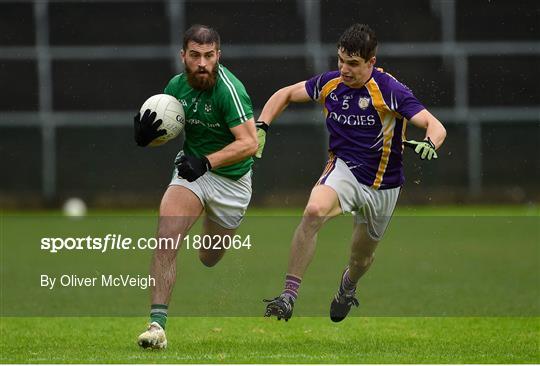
[305,67,425,189]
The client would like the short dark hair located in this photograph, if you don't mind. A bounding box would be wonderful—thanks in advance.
[337,24,377,60]
[182,24,220,50]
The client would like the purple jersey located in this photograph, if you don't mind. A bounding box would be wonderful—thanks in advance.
[305,67,425,189]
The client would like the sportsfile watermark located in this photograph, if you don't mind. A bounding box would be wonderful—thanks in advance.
[2,215,539,316]
[40,234,252,253]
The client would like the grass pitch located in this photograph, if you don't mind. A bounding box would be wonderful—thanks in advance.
[1,206,538,363]
[1,317,538,363]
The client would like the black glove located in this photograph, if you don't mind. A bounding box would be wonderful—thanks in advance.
[134,109,167,147]
[175,154,212,182]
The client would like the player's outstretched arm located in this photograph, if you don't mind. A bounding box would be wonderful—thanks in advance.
[258,81,311,125]
[404,109,447,160]
[255,81,311,158]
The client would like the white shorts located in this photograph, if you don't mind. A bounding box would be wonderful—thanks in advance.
[318,156,400,241]
[170,166,252,230]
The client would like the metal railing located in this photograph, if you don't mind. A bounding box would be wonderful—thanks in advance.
[0,0,539,201]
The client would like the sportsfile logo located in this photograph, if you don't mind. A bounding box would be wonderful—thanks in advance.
[40,234,252,253]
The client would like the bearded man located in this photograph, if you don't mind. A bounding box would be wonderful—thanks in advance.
[134,24,257,349]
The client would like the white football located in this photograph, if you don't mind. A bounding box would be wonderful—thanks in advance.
[62,197,87,218]
[139,94,185,147]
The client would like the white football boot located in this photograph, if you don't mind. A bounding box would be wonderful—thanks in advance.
[137,321,167,349]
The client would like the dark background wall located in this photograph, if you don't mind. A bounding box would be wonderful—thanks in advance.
[1,0,539,208]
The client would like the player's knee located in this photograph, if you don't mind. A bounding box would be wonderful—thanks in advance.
[301,204,328,232]
[157,218,189,241]
[303,203,328,218]
[155,227,183,254]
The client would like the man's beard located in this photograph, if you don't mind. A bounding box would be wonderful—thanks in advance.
[186,65,218,91]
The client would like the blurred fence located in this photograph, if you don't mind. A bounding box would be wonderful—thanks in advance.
[0,0,539,208]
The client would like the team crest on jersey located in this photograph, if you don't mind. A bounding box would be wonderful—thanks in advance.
[205,103,212,113]
[358,97,370,110]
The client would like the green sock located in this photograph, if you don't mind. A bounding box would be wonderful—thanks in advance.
[150,304,168,329]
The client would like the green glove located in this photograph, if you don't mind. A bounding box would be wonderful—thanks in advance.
[255,121,269,158]
[403,137,438,160]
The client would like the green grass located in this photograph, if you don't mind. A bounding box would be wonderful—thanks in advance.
[1,317,538,363]
[1,206,539,363]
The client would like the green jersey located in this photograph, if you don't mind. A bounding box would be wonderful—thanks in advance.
[164,64,254,180]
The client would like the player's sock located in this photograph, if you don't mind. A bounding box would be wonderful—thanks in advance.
[281,274,302,302]
[339,267,357,296]
[150,304,168,329]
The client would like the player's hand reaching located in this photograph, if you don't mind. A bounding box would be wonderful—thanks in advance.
[255,121,269,158]
[403,137,438,160]
[175,154,212,182]
[134,109,167,147]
